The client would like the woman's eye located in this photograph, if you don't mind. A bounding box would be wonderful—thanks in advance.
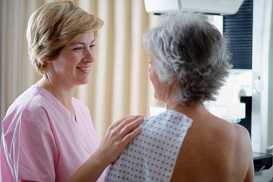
[89,44,95,48]
[73,47,83,51]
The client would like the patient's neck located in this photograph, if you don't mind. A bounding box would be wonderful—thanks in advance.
[166,102,208,119]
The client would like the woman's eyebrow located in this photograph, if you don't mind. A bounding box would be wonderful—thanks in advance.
[70,40,96,46]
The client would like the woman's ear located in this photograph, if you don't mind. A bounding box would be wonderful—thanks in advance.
[39,57,54,73]
[44,57,56,68]
[166,77,181,106]
[43,57,54,65]
[170,76,179,90]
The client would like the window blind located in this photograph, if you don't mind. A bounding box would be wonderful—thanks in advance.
[223,0,253,69]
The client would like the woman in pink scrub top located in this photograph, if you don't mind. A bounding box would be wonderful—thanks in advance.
[0,1,143,182]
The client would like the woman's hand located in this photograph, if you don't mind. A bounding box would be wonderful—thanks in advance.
[69,115,144,182]
[96,115,144,164]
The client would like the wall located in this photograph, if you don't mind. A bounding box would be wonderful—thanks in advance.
[252,0,273,153]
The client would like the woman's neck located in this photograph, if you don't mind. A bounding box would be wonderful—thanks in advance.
[166,101,208,120]
[37,77,75,111]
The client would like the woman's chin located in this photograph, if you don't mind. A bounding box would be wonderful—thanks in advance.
[76,78,89,85]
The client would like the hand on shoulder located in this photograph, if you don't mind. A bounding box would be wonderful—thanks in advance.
[97,115,144,164]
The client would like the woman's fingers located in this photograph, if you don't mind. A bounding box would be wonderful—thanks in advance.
[98,115,144,163]
[110,115,138,129]
[109,115,143,139]
[117,117,143,139]
[120,126,142,147]
[115,115,143,131]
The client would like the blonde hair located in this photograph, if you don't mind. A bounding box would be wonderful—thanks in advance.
[26,1,103,74]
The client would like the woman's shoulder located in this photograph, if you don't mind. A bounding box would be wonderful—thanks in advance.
[206,116,252,155]
[4,85,51,122]
[1,92,53,139]
[213,116,250,139]
[231,123,252,149]
[142,110,192,138]
[146,109,192,122]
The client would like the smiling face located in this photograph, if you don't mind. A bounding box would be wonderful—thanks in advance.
[46,31,96,88]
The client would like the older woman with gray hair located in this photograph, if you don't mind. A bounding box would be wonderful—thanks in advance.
[105,13,254,182]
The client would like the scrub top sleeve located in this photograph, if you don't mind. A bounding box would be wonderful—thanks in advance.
[18,106,58,182]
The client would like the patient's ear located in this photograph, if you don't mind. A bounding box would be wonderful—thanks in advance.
[164,78,180,106]
[166,77,178,98]
[170,77,179,91]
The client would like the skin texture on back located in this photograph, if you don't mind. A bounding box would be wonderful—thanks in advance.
[170,110,254,182]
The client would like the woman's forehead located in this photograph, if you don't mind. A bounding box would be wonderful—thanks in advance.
[69,32,95,44]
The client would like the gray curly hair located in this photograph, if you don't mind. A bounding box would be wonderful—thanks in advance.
[144,13,232,105]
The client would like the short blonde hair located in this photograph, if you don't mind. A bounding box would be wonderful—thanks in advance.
[26,1,103,74]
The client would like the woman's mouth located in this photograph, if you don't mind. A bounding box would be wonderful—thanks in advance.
[76,65,91,73]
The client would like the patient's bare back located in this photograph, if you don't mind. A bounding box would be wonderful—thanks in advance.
[170,112,254,182]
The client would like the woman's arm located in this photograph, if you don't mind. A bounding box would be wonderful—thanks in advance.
[69,115,144,182]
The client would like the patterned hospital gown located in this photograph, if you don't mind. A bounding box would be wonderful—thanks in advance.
[105,109,192,182]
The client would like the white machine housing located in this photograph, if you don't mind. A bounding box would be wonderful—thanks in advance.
[144,0,245,15]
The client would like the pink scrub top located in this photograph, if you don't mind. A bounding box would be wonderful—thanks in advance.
[0,85,106,182]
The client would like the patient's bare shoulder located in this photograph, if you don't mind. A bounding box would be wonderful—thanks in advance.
[228,122,252,156]
[170,115,253,182]
[233,123,254,179]
[208,116,250,146]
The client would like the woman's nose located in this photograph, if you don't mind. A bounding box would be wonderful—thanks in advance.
[84,48,93,62]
